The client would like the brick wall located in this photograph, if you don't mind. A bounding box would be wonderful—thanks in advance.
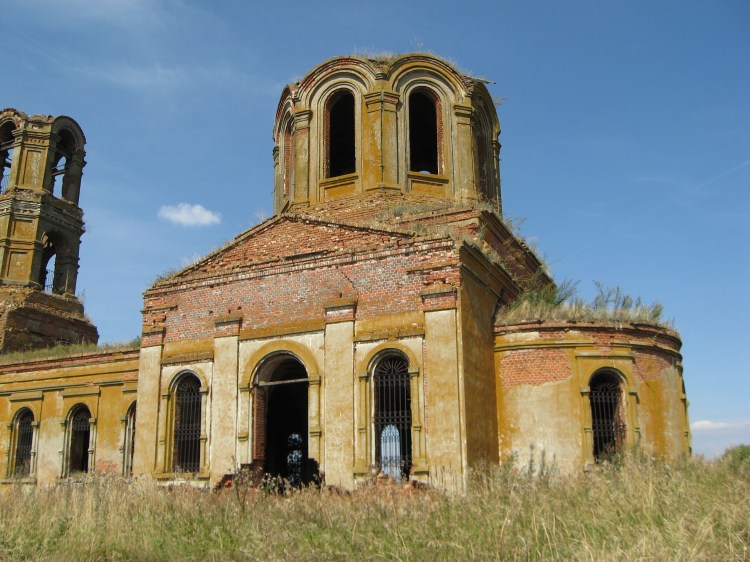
[499,348,572,389]
[495,322,682,389]
[144,219,462,343]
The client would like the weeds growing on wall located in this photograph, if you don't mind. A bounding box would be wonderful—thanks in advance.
[497,278,673,328]
[0,337,141,365]
[0,453,747,560]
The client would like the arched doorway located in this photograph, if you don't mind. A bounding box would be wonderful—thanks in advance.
[254,354,310,486]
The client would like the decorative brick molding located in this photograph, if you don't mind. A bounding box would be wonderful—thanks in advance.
[420,283,457,311]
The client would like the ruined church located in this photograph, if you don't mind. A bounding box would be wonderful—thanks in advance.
[0,54,690,490]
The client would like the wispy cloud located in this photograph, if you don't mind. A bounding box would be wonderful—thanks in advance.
[72,62,280,97]
[85,63,192,91]
[16,0,170,29]
[691,419,750,431]
[158,203,221,227]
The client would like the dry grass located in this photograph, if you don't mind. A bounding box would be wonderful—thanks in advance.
[497,281,674,328]
[0,338,140,365]
[0,455,747,560]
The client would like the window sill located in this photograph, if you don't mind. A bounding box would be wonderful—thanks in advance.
[0,477,36,485]
[155,471,210,481]
[321,173,358,198]
[407,171,448,182]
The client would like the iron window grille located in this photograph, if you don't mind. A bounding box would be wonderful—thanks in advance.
[173,376,201,472]
[13,410,34,477]
[374,356,412,479]
[590,374,626,460]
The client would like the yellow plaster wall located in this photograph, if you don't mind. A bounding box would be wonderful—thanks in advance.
[322,321,355,488]
[422,308,464,489]
[458,272,500,466]
[132,345,162,476]
[499,377,583,473]
[495,323,689,474]
[0,352,139,485]
[210,335,239,481]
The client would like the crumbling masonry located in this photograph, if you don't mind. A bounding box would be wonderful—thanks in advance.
[0,54,690,489]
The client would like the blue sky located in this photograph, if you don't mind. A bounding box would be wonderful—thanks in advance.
[1,0,748,457]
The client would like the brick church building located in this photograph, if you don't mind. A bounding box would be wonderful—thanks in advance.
[0,54,690,490]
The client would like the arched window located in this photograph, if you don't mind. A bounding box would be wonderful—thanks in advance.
[326,91,355,178]
[50,129,75,196]
[0,121,16,193]
[374,354,412,479]
[409,90,439,174]
[283,119,294,197]
[68,405,91,474]
[123,402,137,476]
[474,120,489,197]
[590,371,626,460]
[39,234,66,294]
[11,409,34,477]
[173,374,202,472]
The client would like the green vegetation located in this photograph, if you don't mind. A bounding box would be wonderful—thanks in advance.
[0,338,141,366]
[497,280,673,328]
[0,454,746,560]
[724,444,750,474]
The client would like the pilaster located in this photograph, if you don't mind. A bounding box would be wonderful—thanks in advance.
[132,338,163,476]
[209,315,241,481]
[322,298,356,488]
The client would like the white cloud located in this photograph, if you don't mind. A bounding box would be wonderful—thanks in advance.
[690,420,750,458]
[691,420,750,431]
[158,203,221,227]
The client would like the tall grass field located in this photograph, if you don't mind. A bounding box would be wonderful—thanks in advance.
[0,453,747,561]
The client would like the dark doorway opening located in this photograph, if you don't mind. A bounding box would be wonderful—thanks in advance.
[256,356,311,486]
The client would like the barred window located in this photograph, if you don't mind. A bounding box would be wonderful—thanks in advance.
[374,355,412,479]
[173,375,201,472]
[69,406,91,474]
[12,409,34,477]
[590,371,626,460]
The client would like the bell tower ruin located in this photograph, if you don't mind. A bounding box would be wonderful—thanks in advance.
[0,108,98,352]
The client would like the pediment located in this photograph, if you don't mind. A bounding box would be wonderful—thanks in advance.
[173,216,413,279]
